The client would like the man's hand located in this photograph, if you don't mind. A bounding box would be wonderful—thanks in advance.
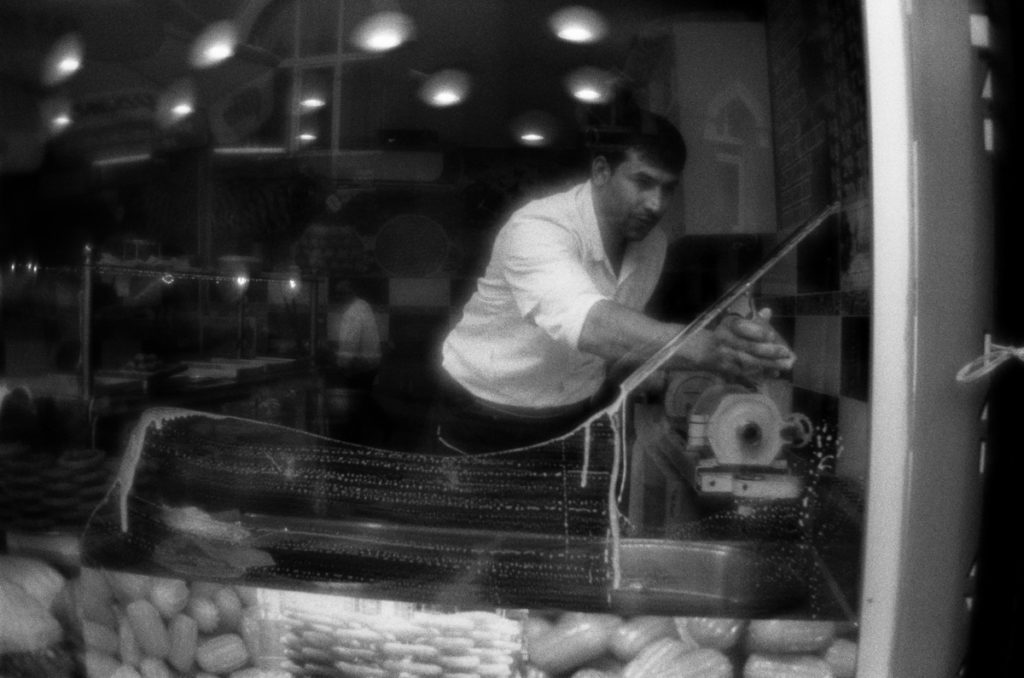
[708,308,795,380]
[578,299,795,383]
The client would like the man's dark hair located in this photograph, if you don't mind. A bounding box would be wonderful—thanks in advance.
[586,109,687,174]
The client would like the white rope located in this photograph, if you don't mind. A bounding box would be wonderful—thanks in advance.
[956,338,1024,383]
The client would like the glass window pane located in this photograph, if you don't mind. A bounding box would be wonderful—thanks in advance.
[298,0,340,57]
[338,60,386,148]
[294,67,334,151]
[249,0,297,59]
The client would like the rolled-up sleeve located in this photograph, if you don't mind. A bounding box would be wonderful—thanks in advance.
[498,216,608,349]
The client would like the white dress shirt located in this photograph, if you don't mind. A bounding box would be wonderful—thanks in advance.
[331,298,381,365]
[442,180,666,408]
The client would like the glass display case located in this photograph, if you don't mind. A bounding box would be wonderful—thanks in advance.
[70,397,859,677]
[1,1,1002,677]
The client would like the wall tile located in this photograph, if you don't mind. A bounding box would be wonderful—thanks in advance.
[388,278,451,307]
[837,395,870,485]
[449,277,477,308]
[841,289,871,316]
[797,213,841,293]
[347,278,389,306]
[770,315,796,350]
[375,312,390,343]
[796,292,840,315]
[760,294,796,317]
[840,316,870,400]
[386,310,451,356]
[793,315,842,395]
[791,386,839,443]
[762,378,794,415]
[840,198,872,292]
[759,248,798,297]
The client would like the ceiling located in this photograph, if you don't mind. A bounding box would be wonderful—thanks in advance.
[0,0,766,172]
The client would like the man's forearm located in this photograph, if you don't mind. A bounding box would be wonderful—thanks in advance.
[577,299,710,370]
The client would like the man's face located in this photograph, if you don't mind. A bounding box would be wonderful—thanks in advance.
[593,149,680,242]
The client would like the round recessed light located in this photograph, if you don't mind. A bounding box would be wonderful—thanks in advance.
[352,11,415,52]
[419,69,471,108]
[549,6,608,44]
[190,21,238,68]
[512,110,559,147]
[565,66,615,103]
[42,33,84,86]
[41,97,73,134]
[156,78,196,128]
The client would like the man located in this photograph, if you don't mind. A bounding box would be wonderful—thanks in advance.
[438,111,794,453]
[327,281,381,390]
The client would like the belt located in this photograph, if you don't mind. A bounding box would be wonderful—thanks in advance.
[440,373,598,420]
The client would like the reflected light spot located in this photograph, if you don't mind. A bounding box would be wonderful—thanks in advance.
[419,69,471,108]
[549,6,608,44]
[559,26,592,42]
[566,66,615,103]
[352,11,415,53]
[433,91,460,106]
[43,34,84,86]
[512,110,558,147]
[58,57,81,74]
[190,21,238,68]
[300,97,326,109]
[157,78,196,128]
[43,97,73,134]
[204,43,234,62]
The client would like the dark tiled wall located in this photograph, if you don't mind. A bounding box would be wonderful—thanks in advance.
[761,0,871,484]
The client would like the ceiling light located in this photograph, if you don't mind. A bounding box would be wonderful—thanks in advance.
[213,146,286,156]
[58,57,81,74]
[550,6,608,44]
[42,33,84,86]
[512,110,558,147]
[352,10,415,52]
[93,153,152,168]
[566,66,615,103]
[297,132,317,143]
[190,21,238,68]
[156,78,196,128]
[41,97,73,135]
[432,91,459,106]
[300,96,326,110]
[418,69,471,108]
[205,43,234,62]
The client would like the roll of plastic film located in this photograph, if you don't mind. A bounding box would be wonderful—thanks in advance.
[707,394,783,466]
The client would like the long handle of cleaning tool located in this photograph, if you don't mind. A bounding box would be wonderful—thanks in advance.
[618,202,841,395]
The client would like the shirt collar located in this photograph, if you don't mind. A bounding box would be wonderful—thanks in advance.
[579,180,656,279]
[579,180,607,264]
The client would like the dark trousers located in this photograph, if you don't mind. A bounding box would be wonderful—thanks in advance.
[435,373,613,454]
